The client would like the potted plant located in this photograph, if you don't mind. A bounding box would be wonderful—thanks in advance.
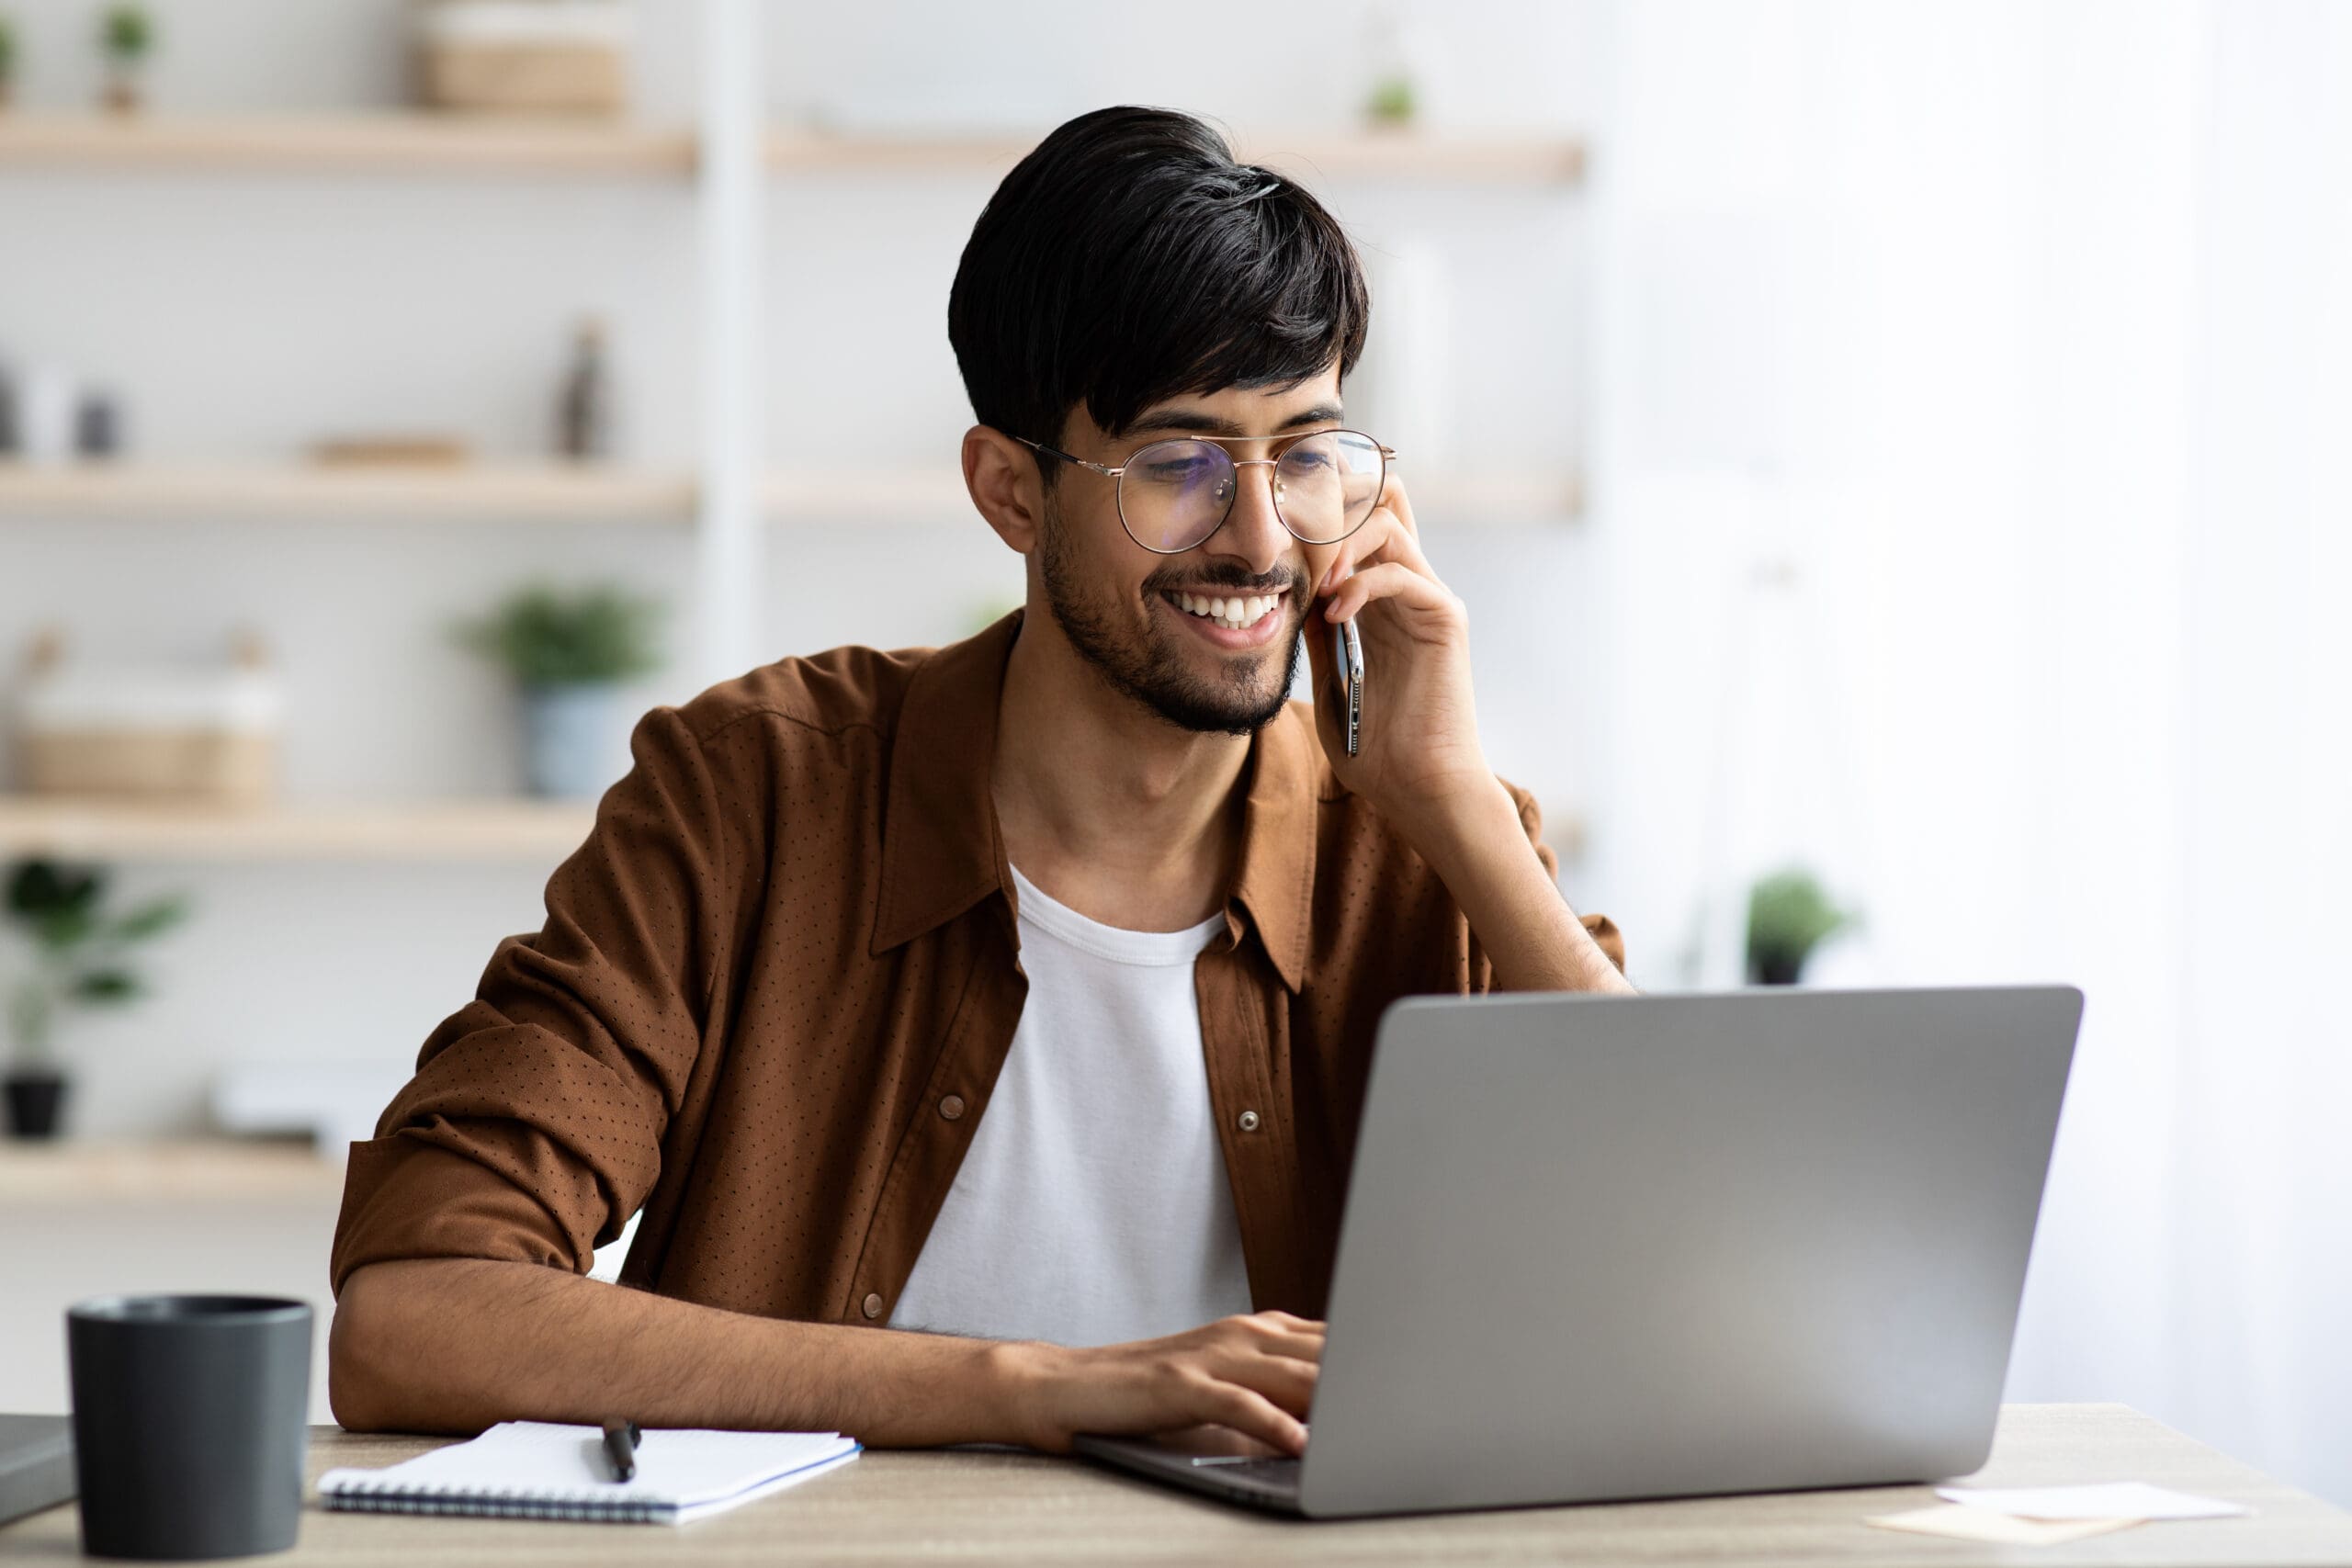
[0,16,20,112]
[98,3,153,114]
[458,582,662,799]
[4,858,188,1138]
[1744,868,1856,986]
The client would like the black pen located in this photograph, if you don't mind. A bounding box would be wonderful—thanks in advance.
[601,1419,640,1483]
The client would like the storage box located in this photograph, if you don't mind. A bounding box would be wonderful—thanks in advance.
[415,1,634,117]
[17,644,284,806]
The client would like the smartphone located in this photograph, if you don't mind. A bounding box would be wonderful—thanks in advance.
[1328,616,1363,757]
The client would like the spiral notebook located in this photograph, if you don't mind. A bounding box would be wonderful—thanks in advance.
[318,1421,859,1525]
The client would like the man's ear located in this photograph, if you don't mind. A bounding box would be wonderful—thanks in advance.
[964,425,1044,556]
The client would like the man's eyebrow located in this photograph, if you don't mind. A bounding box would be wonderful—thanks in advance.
[1127,401,1345,437]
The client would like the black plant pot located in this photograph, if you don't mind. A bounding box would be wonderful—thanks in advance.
[4,1069,68,1138]
[1747,953,1805,987]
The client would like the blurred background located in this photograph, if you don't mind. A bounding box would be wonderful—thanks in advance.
[0,0,2345,1508]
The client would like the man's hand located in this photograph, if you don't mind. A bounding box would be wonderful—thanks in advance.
[999,1311,1324,1457]
[1301,474,1633,995]
[1303,474,1492,833]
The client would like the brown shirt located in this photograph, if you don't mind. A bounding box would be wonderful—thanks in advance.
[330,610,1624,1325]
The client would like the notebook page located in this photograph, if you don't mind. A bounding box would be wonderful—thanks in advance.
[319,1421,856,1509]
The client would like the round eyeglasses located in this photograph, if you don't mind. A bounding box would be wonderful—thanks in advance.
[1016,428,1396,555]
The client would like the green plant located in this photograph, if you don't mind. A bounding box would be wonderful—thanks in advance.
[1744,868,1856,986]
[1366,75,1417,126]
[458,582,664,687]
[5,858,188,1067]
[100,4,153,63]
[0,17,19,83]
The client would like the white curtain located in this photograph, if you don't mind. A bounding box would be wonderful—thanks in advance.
[1588,0,2352,1502]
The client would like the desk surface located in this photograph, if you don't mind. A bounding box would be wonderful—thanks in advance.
[6,1404,2348,1565]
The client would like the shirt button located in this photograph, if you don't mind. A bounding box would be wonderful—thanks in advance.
[939,1094,966,1121]
[1238,1110,1261,1133]
[861,1292,884,1319]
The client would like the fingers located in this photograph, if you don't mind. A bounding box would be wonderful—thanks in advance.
[1188,1378,1310,1457]
[1324,559,1460,628]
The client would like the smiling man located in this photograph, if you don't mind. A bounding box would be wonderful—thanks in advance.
[327,106,1629,1460]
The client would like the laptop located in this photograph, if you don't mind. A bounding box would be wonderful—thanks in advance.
[1076,985,2082,1518]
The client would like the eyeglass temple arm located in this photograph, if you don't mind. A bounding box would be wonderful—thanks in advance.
[1012,434,1121,477]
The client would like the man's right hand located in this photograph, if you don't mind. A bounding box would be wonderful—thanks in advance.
[996,1311,1325,1458]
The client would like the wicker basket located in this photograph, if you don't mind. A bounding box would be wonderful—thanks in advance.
[415,1,633,116]
[16,635,284,805]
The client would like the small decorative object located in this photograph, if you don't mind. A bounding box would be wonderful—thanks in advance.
[0,357,19,453]
[311,434,473,467]
[97,4,155,115]
[4,857,189,1139]
[1744,868,1858,986]
[458,582,662,799]
[554,314,611,460]
[0,15,19,111]
[16,628,284,804]
[1363,7,1418,128]
[74,389,122,458]
[414,1,634,117]
[16,364,78,463]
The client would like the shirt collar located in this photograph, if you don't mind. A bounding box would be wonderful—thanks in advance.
[871,609,1319,992]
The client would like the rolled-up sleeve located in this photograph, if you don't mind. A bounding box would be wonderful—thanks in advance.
[330,705,760,1295]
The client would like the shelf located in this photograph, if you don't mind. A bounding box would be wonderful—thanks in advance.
[768,129,1586,185]
[0,461,695,522]
[0,112,697,175]
[0,798,596,862]
[0,114,1579,185]
[0,1138,346,1201]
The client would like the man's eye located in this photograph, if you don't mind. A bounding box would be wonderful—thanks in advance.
[1284,450,1331,472]
[1143,459,1217,483]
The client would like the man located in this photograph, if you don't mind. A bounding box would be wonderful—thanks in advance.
[328,106,1629,1461]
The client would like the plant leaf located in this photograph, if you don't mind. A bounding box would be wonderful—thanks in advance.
[73,969,142,1004]
[7,858,105,919]
[112,896,190,942]
[33,907,98,952]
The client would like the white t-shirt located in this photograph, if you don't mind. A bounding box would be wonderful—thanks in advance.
[889,863,1256,1347]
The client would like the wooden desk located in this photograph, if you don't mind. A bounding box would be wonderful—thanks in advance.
[5,1404,2347,1564]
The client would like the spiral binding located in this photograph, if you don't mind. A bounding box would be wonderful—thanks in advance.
[322,1476,673,1524]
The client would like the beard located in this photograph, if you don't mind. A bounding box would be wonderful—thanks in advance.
[1037,491,1302,737]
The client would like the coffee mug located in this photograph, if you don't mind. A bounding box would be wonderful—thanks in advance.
[67,1295,312,1561]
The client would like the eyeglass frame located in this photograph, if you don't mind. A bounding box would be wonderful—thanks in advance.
[1012,428,1398,556]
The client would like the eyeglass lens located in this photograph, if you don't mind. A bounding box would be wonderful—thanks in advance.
[1117,431,1385,553]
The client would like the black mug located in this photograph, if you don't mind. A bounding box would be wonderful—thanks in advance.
[67,1295,312,1561]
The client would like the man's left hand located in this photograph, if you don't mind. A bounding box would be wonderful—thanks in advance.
[1302,474,1498,835]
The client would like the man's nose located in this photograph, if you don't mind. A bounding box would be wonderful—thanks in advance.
[1214,460,1292,577]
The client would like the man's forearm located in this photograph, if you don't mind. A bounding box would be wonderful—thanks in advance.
[1405,779,1635,995]
[331,1258,1023,1445]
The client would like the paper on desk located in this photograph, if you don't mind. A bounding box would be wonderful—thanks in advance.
[1937,1482,2251,1521]
[1866,1505,2138,1545]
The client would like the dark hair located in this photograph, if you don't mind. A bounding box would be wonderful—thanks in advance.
[948,106,1371,476]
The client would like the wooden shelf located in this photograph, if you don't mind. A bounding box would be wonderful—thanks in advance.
[0,1138,346,1201]
[0,461,695,522]
[768,128,1586,184]
[0,112,696,175]
[0,798,595,862]
[0,114,1582,186]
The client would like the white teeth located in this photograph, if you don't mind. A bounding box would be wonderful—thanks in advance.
[1171,589,1280,629]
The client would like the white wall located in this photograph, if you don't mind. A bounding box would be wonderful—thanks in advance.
[1585,0,2352,1506]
